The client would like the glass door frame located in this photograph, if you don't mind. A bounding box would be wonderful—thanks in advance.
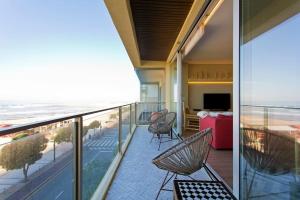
[233,0,240,198]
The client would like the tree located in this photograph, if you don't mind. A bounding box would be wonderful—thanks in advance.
[12,133,29,141]
[109,113,117,120]
[53,126,73,161]
[82,126,89,136]
[54,126,72,144]
[89,120,100,135]
[89,120,100,130]
[0,134,48,181]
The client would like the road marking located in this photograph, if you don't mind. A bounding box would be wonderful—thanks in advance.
[100,140,106,146]
[90,148,113,152]
[55,191,64,200]
[106,140,112,146]
[103,140,110,146]
[91,141,97,146]
[108,140,115,146]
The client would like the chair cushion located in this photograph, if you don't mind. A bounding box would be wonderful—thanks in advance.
[150,112,161,122]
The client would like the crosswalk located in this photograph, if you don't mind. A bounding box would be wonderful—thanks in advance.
[84,136,117,152]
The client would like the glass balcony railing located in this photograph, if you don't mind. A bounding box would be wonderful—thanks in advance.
[0,102,166,200]
[0,120,75,200]
[240,105,300,199]
[135,102,166,125]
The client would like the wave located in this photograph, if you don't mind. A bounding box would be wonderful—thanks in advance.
[0,103,101,125]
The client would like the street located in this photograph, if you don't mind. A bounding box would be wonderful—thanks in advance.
[28,125,129,200]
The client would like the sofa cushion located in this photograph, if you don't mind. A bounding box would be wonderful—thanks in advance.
[217,114,233,119]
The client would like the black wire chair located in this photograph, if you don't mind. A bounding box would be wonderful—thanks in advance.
[152,128,215,199]
[148,112,176,150]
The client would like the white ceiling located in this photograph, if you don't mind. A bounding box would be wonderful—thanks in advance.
[184,0,233,64]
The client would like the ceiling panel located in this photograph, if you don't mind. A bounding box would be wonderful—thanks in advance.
[184,0,233,63]
[130,0,194,61]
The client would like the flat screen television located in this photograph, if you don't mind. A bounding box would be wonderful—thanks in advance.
[203,93,230,111]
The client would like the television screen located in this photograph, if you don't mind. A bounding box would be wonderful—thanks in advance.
[203,93,230,110]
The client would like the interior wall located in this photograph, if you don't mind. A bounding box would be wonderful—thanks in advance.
[187,64,233,112]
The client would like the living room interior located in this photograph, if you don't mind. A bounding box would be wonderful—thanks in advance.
[181,0,233,188]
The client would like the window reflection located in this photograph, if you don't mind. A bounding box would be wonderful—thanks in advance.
[240,0,300,199]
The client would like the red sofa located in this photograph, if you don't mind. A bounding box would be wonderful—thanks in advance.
[199,115,233,149]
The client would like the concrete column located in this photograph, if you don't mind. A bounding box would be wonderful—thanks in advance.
[176,52,182,135]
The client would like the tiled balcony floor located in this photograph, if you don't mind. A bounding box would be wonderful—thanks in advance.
[106,127,211,200]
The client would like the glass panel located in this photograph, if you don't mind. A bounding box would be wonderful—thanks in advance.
[240,1,300,199]
[171,65,178,130]
[82,108,119,200]
[136,102,165,125]
[136,103,148,125]
[172,65,178,113]
[140,83,159,102]
[121,105,130,148]
[0,120,75,200]
[131,104,135,132]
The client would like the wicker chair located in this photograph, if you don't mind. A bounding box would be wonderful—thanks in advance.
[148,112,176,150]
[147,109,168,125]
[152,128,214,199]
[242,128,296,198]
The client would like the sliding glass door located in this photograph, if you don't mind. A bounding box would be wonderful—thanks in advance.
[240,0,300,199]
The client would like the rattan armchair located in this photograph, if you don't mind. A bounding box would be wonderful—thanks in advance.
[148,112,176,150]
[152,128,214,199]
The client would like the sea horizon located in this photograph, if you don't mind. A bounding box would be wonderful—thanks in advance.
[0,100,130,127]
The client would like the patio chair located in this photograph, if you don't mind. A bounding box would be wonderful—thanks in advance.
[242,128,296,199]
[152,128,215,199]
[148,112,176,150]
[147,108,168,125]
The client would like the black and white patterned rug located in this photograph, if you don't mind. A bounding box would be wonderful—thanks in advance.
[174,180,236,200]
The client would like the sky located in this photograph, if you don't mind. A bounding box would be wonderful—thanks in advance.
[241,13,300,107]
[0,0,140,105]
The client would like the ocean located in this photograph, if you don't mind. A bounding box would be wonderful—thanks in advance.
[0,101,121,128]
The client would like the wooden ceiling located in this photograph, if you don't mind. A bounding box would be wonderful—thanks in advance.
[130,0,194,61]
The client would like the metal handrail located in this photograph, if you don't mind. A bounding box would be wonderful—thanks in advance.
[0,103,132,136]
[136,102,166,104]
[241,104,300,110]
[0,102,168,199]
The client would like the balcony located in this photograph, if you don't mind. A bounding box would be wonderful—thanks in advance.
[0,102,233,200]
[106,125,233,200]
[0,103,136,200]
[2,101,300,199]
